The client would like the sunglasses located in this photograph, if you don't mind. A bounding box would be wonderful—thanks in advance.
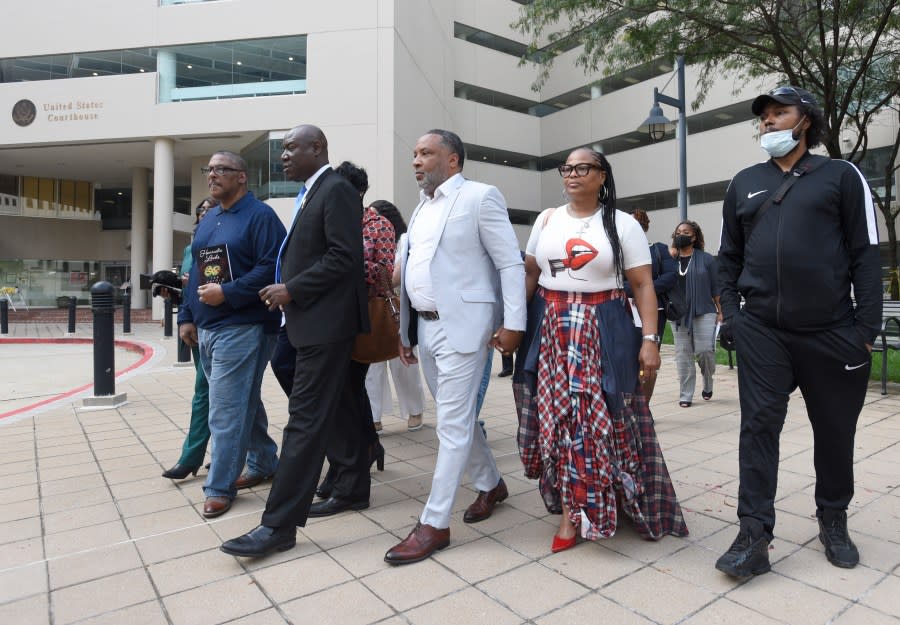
[768,86,813,104]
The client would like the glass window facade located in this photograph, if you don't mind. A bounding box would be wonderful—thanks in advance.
[0,50,156,81]
[853,145,897,203]
[0,259,132,307]
[243,135,302,201]
[8,176,96,219]
[0,35,307,103]
[162,36,307,102]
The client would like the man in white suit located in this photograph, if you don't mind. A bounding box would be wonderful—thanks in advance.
[384,129,526,565]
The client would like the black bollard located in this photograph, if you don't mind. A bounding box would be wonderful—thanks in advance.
[163,297,173,338]
[90,281,116,396]
[122,290,131,334]
[0,299,8,334]
[67,295,77,334]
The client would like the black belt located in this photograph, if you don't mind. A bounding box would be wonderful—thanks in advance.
[418,310,440,321]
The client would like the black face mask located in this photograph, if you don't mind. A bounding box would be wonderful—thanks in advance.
[673,234,693,249]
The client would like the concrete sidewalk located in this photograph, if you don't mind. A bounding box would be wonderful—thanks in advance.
[0,324,898,625]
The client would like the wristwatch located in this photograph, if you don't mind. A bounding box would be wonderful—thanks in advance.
[642,334,661,343]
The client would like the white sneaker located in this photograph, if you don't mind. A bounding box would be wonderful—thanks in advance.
[407,414,423,431]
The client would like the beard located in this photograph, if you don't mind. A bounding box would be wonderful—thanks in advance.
[416,165,448,196]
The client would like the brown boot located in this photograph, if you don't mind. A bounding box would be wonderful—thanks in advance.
[384,522,449,565]
[463,478,508,523]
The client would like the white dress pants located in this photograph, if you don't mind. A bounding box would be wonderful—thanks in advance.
[417,318,501,528]
[365,355,425,422]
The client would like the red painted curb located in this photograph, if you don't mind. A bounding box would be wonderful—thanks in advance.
[0,338,155,420]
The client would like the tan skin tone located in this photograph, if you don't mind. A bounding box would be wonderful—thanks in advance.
[258,125,329,312]
[397,133,523,366]
[525,148,660,541]
[670,223,723,325]
[179,155,248,347]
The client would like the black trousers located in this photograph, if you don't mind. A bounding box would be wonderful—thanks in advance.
[734,313,869,538]
[320,359,376,501]
[269,326,295,398]
[261,338,358,528]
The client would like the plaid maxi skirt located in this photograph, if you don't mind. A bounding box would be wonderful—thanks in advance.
[513,288,688,540]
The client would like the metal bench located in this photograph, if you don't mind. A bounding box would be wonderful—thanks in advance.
[871,299,900,395]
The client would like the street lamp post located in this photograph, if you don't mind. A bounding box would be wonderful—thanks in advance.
[638,55,688,222]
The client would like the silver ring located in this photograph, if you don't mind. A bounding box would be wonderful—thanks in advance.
[265,299,271,306]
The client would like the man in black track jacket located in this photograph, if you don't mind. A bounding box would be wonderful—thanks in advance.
[715,86,881,579]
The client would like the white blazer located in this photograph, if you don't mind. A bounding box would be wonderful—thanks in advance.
[398,175,526,354]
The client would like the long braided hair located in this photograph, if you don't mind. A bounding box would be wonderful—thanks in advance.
[581,149,624,285]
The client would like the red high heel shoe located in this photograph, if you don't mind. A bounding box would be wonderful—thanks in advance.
[551,533,577,553]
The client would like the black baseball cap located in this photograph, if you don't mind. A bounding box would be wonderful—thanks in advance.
[751,86,819,116]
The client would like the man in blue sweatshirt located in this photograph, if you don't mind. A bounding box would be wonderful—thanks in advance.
[178,151,286,519]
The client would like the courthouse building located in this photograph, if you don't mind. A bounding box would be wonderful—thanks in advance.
[1,0,897,311]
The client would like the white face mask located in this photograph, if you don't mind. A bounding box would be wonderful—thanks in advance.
[760,117,806,158]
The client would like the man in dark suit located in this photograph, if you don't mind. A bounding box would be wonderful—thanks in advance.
[220,124,369,557]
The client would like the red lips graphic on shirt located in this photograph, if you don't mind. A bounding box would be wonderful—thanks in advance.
[548,238,599,277]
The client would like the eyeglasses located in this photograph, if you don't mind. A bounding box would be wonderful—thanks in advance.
[201,166,244,176]
[768,86,812,104]
[557,163,601,177]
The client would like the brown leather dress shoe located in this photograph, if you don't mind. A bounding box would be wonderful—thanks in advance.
[384,522,450,565]
[203,496,232,518]
[233,473,272,490]
[463,478,508,523]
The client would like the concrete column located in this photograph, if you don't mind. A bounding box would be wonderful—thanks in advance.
[157,49,176,103]
[130,167,149,309]
[152,137,175,320]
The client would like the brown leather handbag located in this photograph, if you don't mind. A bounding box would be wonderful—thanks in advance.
[352,268,400,364]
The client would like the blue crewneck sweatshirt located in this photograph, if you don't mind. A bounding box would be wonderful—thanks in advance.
[178,191,286,333]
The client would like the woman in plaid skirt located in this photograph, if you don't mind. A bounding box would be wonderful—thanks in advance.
[514,148,688,552]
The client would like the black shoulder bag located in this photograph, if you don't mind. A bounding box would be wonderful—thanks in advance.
[745,154,830,240]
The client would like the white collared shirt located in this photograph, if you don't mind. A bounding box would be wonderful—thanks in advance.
[404,173,463,312]
[302,163,331,199]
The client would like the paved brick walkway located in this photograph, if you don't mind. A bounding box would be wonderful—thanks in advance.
[1,324,897,625]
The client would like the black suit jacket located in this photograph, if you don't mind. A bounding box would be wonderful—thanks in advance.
[281,168,369,347]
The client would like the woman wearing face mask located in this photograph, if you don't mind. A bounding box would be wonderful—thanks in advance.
[669,221,722,407]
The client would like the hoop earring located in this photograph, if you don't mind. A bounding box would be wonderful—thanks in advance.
[598,186,609,202]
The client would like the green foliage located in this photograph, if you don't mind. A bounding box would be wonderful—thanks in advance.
[515,0,900,291]
[514,0,899,160]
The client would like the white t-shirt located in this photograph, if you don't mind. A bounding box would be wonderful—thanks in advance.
[526,205,650,292]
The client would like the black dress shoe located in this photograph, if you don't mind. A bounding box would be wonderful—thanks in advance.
[308,496,369,517]
[162,463,200,479]
[220,525,296,557]
[497,368,513,378]
[316,478,334,499]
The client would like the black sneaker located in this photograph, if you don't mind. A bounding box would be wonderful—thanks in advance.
[715,518,771,579]
[818,509,859,568]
